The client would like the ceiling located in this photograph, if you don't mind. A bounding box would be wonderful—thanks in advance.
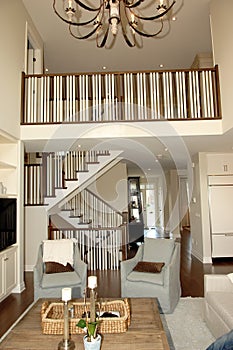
[22,0,233,175]
[23,0,212,73]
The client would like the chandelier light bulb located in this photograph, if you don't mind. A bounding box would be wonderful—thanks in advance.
[110,18,118,35]
[110,0,120,35]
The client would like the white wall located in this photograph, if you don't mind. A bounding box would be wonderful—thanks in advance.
[25,206,48,270]
[0,0,43,139]
[88,162,128,213]
[164,170,180,237]
[210,0,233,132]
[189,154,202,260]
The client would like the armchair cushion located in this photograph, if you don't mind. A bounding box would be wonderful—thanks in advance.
[133,261,165,273]
[143,238,175,264]
[41,271,81,289]
[45,261,74,274]
[127,270,164,285]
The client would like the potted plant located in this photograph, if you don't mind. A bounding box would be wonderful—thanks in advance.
[77,318,101,349]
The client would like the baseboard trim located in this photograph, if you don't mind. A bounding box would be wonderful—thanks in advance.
[192,248,212,264]
[25,265,34,271]
[12,281,25,293]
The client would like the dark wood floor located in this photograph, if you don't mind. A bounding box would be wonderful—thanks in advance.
[1,228,233,339]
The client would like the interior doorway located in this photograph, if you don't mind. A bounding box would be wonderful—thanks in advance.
[25,22,43,74]
[141,177,164,229]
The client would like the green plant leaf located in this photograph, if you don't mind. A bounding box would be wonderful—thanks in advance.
[77,319,86,329]
[87,322,98,337]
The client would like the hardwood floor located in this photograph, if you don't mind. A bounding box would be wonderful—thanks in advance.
[1,228,233,339]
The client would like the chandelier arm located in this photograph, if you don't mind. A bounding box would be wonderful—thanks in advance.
[120,7,136,47]
[96,26,110,48]
[124,0,144,9]
[121,30,136,47]
[69,23,102,40]
[130,1,176,21]
[53,1,102,26]
[129,20,164,37]
[74,0,102,12]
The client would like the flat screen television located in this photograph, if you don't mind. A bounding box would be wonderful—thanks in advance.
[0,198,17,251]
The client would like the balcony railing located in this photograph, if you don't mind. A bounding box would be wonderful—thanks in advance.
[21,66,221,124]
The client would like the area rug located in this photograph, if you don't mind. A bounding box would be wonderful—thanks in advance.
[160,297,216,350]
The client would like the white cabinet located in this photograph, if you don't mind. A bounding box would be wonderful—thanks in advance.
[207,153,233,175]
[0,246,17,301]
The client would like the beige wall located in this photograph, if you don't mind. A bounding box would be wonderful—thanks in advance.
[166,170,180,237]
[0,0,43,139]
[25,206,48,270]
[210,0,233,132]
[88,162,128,213]
[190,154,205,262]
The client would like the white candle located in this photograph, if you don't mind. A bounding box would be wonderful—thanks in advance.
[62,287,72,302]
[88,276,97,289]
[160,0,164,5]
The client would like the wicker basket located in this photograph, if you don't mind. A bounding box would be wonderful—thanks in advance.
[41,299,131,335]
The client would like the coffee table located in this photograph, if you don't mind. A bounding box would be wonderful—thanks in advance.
[99,298,170,349]
[0,298,170,350]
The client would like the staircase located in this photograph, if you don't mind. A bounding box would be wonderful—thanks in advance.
[24,149,128,270]
[24,149,123,210]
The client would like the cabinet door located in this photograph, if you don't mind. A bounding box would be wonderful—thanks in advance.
[0,254,5,299]
[207,154,233,175]
[5,248,17,294]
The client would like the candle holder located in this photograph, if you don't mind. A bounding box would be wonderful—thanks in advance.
[77,276,101,347]
[58,288,75,350]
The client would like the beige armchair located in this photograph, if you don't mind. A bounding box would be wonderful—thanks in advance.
[34,239,87,300]
[121,238,181,313]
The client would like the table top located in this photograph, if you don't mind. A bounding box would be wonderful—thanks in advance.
[0,298,170,350]
[98,298,170,350]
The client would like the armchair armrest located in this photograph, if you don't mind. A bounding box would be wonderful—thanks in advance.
[164,242,181,287]
[73,244,87,294]
[120,245,143,280]
[33,245,43,289]
[204,274,233,296]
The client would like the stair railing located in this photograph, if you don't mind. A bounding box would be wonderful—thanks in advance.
[48,226,128,270]
[61,188,124,227]
[21,66,222,124]
[24,150,110,205]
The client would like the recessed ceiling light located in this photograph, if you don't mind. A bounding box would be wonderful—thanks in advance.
[45,68,49,72]
[172,16,177,21]
[102,66,107,70]
[159,64,164,68]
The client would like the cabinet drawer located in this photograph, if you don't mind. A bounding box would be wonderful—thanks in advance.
[212,234,233,257]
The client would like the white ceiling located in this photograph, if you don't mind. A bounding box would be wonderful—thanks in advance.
[22,0,233,174]
[23,0,212,73]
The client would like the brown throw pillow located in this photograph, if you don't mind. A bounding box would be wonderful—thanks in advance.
[133,261,165,273]
[45,261,74,274]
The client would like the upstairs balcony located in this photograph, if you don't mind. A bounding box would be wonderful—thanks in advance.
[21,66,221,126]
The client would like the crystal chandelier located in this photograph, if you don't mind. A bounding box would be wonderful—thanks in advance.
[53,0,176,48]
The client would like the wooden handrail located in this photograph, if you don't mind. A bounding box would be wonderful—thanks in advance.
[21,65,222,125]
[23,66,219,79]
